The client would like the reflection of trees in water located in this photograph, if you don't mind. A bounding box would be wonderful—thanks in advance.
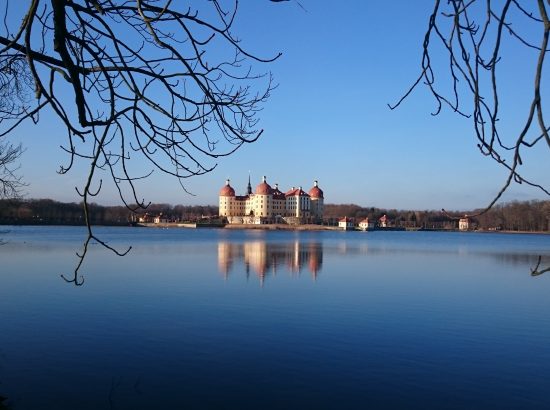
[218,241,323,285]
[487,252,548,267]
[456,248,549,273]
[338,241,547,270]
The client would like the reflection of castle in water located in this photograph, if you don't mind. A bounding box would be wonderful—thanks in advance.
[218,241,323,284]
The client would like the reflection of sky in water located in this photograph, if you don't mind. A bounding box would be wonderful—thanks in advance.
[1,226,550,409]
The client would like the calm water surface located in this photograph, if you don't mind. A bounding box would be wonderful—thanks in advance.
[1,226,550,409]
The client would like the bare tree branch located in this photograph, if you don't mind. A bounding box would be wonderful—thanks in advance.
[391,0,549,215]
[531,255,550,276]
[395,1,550,276]
[0,0,280,283]
[0,140,25,199]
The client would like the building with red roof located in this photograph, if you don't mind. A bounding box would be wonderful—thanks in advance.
[358,218,375,231]
[309,180,324,217]
[338,216,355,231]
[218,176,324,224]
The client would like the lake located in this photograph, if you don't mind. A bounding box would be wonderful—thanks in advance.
[1,226,550,409]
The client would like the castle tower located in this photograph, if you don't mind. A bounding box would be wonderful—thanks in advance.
[219,179,236,217]
[254,175,273,218]
[309,180,324,220]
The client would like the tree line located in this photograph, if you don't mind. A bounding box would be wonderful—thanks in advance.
[324,200,550,232]
[0,198,548,232]
[0,199,218,226]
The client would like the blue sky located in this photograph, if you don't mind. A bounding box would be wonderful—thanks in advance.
[7,0,549,210]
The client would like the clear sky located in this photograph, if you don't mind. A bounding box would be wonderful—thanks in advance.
[7,0,549,210]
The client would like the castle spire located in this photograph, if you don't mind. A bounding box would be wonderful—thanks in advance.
[247,171,252,195]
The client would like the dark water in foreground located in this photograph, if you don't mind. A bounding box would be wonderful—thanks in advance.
[1,226,550,409]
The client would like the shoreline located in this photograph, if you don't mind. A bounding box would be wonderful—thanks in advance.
[1,223,548,235]
[136,223,549,235]
[222,223,340,231]
[137,222,340,231]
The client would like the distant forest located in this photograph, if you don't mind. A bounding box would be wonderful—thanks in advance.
[0,198,548,232]
[0,199,217,226]
[323,201,550,232]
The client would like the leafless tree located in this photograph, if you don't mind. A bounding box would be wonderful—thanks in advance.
[0,52,28,245]
[0,1,280,284]
[0,52,29,199]
[391,0,549,275]
[391,0,549,213]
[0,53,33,116]
[0,140,24,199]
[0,138,23,246]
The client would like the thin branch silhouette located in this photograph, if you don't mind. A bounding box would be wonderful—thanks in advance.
[0,1,280,283]
[391,0,549,215]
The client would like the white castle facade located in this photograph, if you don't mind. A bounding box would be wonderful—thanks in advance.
[219,176,324,224]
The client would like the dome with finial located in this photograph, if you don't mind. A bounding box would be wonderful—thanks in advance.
[256,175,272,195]
[309,180,324,199]
[220,179,235,197]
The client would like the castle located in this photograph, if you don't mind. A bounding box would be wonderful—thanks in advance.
[219,176,324,224]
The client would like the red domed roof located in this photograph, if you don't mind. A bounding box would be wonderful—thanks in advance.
[309,186,323,199]
[309,181,324,199]
[220,180,235,197]
[256,176,272,195]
